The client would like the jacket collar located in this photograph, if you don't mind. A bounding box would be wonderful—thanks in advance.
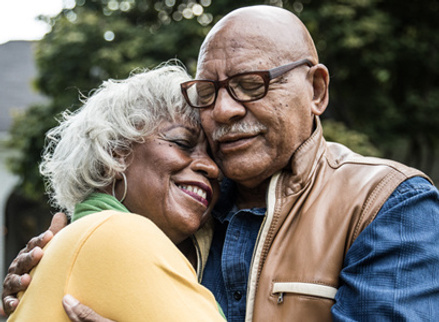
[282,116,326,195]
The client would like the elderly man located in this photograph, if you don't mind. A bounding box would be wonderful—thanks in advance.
[4,5,439,321]
[182,5,439,321]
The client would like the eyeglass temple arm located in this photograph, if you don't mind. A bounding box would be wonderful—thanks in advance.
[269,59,314,79]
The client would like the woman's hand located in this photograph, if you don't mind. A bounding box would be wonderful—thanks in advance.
[2,212,68,315]
[63,295,114,322]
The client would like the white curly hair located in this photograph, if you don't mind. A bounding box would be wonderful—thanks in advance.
[40,62,198,215]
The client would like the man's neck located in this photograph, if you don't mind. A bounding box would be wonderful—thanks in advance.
[235,178,270,209]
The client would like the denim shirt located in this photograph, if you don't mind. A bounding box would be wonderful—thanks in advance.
[201,177,439,321]
[202,178,265,322]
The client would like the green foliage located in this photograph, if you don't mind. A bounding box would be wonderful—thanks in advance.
[6,103,58,199]
[291,0,439,168]
[7,0,439,199]
[321,119,381,157]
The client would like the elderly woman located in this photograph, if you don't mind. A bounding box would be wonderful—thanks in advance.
[7,65,225,321]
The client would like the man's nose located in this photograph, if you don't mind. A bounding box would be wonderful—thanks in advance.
[212,88,246,124]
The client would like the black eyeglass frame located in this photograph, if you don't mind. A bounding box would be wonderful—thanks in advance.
[181,58,315,109]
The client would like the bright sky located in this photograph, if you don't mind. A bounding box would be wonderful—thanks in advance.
[0,0,66,45]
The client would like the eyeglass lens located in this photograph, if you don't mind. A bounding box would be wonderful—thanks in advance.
[229,74,266,101]
[186,73,267,108]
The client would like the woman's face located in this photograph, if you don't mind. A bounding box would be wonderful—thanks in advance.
[116,119,219,244]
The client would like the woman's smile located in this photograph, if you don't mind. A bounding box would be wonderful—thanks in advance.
[176,182,213,207]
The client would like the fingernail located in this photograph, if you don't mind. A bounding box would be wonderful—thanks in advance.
[6,298,17,309]
[38,231,49,241]
[63,294,79,307]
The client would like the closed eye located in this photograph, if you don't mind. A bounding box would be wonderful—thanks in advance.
[173,140,195,150]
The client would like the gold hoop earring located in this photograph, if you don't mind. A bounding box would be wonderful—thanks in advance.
[112,173,127,203]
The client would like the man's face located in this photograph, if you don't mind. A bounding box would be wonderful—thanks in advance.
[196,28,315,188]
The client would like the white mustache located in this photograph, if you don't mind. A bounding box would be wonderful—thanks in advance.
[212,121,267,142]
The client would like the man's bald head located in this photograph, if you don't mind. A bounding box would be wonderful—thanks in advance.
[198,5,318,71]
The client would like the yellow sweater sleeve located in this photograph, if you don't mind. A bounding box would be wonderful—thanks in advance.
[9,211,225,322]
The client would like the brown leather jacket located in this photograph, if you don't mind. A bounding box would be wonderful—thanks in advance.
[194,117,430,321]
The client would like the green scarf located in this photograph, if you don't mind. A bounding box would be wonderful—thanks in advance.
[72,192,129,222]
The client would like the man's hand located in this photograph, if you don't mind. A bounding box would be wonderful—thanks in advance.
[2,212,68,315]
[63,295,114,322]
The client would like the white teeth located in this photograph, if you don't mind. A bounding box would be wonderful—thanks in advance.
[177,184,207,200]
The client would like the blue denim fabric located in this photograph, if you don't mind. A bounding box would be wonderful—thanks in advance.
[202,177,439,321]
[201,179,265,322]
[332,176,439,321]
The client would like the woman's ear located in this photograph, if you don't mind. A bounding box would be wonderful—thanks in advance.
[309,64,329,116]
[114,171,124,180]
[112,150,127,179]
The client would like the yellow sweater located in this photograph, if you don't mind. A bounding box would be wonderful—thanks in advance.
[9,210,224,321]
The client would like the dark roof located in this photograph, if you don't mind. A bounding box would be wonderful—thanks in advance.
[0,41,48,132]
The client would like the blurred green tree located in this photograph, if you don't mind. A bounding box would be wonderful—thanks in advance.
[292,0,439,172]
[7,0,439,203]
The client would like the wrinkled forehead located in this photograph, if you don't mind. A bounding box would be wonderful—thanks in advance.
[197,28,282,79]
[197,12,310,79]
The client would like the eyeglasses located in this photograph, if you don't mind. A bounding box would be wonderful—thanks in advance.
[181,59,314,109]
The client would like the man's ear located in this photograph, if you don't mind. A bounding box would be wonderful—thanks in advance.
[309,64,329,115]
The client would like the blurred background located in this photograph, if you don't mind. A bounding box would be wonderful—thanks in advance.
[1,0,438,310]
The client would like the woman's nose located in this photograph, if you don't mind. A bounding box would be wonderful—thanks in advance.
[191,151,219,180]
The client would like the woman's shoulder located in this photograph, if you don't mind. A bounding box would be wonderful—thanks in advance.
[66,211,169,245]
[70,210,159,232]
[48,211,175,260]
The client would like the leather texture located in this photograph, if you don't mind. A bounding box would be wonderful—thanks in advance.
[247,118,430,321]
